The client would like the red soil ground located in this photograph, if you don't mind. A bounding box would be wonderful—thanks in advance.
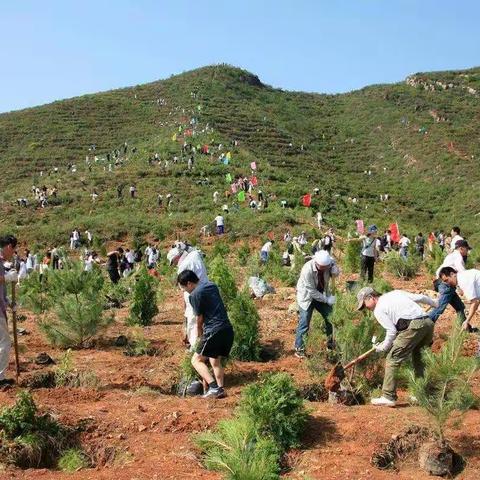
[0,270,478,479]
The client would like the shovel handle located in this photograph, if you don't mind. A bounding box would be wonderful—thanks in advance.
[343,347,376,371]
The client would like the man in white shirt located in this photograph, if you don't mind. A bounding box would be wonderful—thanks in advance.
[357,287,437,406]
[399,234,411,259]
[429,240,470,324]
[213,191,219,204]
[449,226,463,253]
[260,240,274,264]
[439,267,480,332]
[295,250,339,357]
[360,225,378,283]
[167,243,209,348]
[214,214,225,235]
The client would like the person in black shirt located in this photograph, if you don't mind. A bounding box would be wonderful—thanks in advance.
[106,248,123,284]
[177,270,234,399]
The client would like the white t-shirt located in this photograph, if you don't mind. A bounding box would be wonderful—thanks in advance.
[178,250,208,284]
[436,250,465,278]
[399,237,410,248]
[84,257,94,272]
[374,290,436,351]
[261,241,273,253]
[215,215,224,227]
[126,251,135,264]
[457,269,480,301]
[450,235,464,252]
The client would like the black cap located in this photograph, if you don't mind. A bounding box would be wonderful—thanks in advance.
[455,239,472,250]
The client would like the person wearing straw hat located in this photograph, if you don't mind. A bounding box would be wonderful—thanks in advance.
[356,287,436,407]
[294,250,339,358]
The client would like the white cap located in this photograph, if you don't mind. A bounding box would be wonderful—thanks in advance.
[167,247,182,265]
[313,250,332,266]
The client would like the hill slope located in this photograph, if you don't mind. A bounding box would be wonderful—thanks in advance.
[1,64,480,246]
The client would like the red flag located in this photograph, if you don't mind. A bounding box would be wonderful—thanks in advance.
[355,220,364,234]
[267,231,275,241]
[302,194,312,207]
[389,223,400,243]
[250,176,258,186]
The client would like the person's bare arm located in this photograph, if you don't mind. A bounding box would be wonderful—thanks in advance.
[197,314,204,339]
[464,299,480,329]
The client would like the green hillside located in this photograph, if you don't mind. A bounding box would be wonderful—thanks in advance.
[1,64,480,247]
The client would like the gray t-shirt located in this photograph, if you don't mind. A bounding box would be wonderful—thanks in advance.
[189,282,231,337]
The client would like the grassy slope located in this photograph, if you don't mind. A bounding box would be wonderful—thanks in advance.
[1,64,480,247]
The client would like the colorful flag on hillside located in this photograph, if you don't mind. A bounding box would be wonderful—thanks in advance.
[267,231,275,241]
[171,133,177,142]
[302,194,311,207]
[238,191,246,202]
[223,158,229,165]
[250,161,257,170]
[226,151,231,160]
[389,223,400,243]
[355,219,364,234]
[250,176,258,186]
[226,173,232,183]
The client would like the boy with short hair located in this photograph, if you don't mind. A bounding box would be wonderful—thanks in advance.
[177,270,234,399]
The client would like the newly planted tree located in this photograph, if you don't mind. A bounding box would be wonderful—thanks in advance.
[384,251,420,280]
[128,267,159,326]
[409,327,477,441]
[208,255,238,307]
[228,290,261,361]
[28,262,113,348]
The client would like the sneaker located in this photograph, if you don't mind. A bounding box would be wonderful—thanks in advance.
[294,349,306,359]
[0,378,15,387]
[202,387,226,399]
[371,396,396,407]
[409,395,418,404]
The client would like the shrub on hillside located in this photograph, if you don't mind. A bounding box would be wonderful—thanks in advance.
[409,327,477,441]
[0,391,80,469]
[195,415,280,480]
[425,244,446,276]
[228,291,261,361]
[384,251,420,280]
[33,263,113,348]
[208,255,238,307]
[128,267,159,326]
[237,242,251,266]
[344,239,362,273]
[238,373,308,450]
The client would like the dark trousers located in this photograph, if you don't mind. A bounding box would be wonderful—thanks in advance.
[429,281,466,323]
[360,255,375,283]
[107,268,120,284]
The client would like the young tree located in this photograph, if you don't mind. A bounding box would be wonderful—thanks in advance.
[228,290,261,361]
[208,255,238,307]
[128,267,159,326]
[409,327,477,441]
[32,262,113,348]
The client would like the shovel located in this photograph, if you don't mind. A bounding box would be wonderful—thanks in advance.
[324,346,376,392]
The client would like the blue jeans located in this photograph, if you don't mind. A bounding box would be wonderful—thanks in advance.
[295,300,333,350]
[260,251,269,263]
[428,281,466,323]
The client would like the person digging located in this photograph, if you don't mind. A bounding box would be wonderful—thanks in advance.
[356,287,437,407]
[177,269,234,399]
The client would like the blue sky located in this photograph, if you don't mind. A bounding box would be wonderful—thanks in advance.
[1,0,479,113]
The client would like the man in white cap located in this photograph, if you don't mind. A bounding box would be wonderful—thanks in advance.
[356,286,437,407]
[167,242,208,348]
[294,250,339,357]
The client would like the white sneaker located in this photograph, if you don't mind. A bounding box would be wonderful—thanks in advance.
[371,396,396,407]
[409,395,418,404]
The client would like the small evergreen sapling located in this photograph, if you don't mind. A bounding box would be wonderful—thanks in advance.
[209,255,238,307]
[35,262,113,348]
[228,290,261,361]
[409,327,477,441]
[128,267,159,326]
